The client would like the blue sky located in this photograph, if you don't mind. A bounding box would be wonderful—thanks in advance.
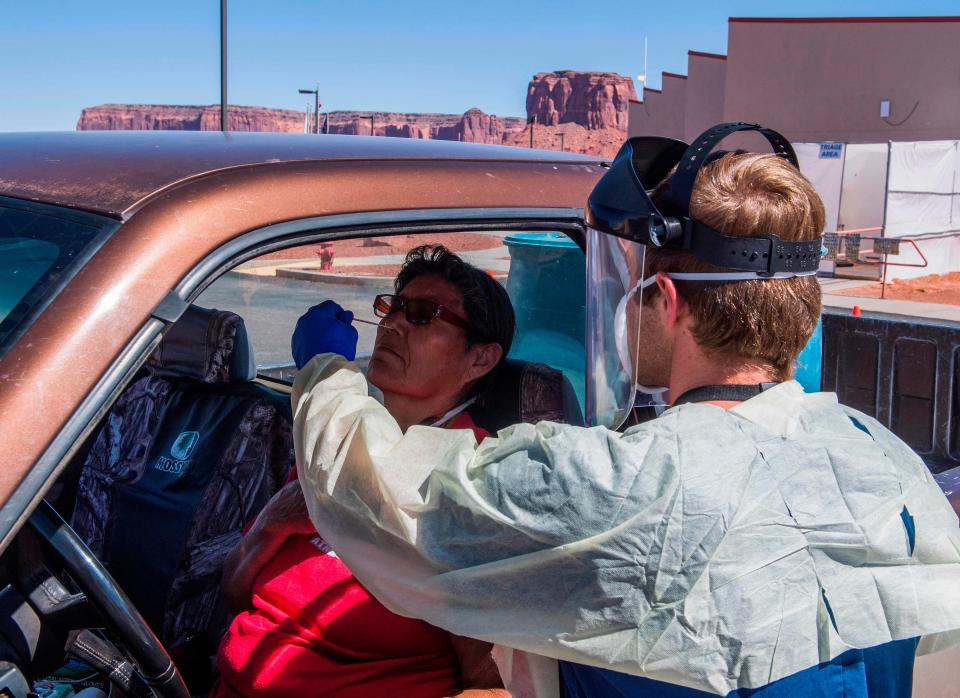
[2,1,958,131]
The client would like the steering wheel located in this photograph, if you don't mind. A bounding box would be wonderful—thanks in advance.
[27,500,189,698]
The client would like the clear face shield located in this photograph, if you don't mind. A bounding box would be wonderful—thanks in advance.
[585,227,648,429]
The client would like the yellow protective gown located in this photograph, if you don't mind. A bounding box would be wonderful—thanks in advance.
[293,353,960,696]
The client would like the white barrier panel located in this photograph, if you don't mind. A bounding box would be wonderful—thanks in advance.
[839,144,888,232]
[795,142,844,233]
[795,142,845,274]
[884,140,960,280]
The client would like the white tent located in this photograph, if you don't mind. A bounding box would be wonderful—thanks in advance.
[883,140,960,280]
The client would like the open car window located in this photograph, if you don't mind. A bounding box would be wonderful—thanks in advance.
[195,229,586,410]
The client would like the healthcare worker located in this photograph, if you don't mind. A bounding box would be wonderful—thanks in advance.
[290,123,960,697]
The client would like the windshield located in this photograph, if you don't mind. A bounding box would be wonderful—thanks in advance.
[0,202,114,358]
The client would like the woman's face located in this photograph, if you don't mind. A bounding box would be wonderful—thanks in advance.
[367,274,500,405]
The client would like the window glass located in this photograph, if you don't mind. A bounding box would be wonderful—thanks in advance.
[0,238,60,321]
[196,229,585,408]
[0,204,111,357]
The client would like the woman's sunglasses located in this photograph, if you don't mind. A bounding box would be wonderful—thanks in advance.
[372,293,470,330]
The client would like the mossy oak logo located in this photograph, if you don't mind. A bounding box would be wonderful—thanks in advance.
[154,431,199,474]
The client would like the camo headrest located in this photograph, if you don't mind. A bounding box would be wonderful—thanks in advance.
[147,305,256,383]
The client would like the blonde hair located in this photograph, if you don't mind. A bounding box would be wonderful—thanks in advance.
[646,152,825,379]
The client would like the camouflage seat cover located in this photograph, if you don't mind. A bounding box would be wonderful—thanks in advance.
[71,306,294,649]
[469,358,584,434]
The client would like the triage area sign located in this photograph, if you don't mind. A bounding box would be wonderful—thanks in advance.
[819,142,843,159]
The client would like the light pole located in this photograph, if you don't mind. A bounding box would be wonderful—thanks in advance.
[298,84,320,134]
[368,114,375,136]
[528,114,537,148]
[557,132,565,152]
[636,36,649,91]
[220,0,227,131]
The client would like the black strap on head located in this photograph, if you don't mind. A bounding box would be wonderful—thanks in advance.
[686,220,823,275]
[664,122,798,215]
[651,122,818,275]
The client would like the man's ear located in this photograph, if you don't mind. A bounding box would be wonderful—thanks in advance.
[464,342,503,383]
[655,273,686,329]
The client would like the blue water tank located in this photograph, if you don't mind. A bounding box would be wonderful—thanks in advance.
[795,317,823,392]
[504,232,586,408]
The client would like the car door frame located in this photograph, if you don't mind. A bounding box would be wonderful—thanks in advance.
[0,207,586,552]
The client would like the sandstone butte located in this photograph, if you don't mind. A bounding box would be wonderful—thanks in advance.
[526,70,636,131]
[76,71,636,157]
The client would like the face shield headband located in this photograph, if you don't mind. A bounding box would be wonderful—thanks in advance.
[585,122,823,278]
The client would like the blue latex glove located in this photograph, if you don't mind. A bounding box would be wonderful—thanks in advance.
[291,300,359,369]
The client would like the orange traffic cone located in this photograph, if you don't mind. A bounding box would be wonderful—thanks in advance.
[852,305,862,317]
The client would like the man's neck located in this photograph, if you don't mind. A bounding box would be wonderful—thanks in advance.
[382,391,464,432]
[667,339,777,408]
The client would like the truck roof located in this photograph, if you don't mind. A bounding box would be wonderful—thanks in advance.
[0,131,599,218]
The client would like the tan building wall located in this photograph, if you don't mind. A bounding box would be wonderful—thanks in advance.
[629,17,960,145]
[628,99,645,138]
[628,76,687,140]
[659,74,688,140]
[683,51,727,141]
[723,17,960,143]
[628,88,660,137]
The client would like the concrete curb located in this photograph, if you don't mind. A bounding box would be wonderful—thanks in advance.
[275,266,508,286]
[276,267,394,288]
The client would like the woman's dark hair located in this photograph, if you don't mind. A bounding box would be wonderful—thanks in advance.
[395,244,515,393]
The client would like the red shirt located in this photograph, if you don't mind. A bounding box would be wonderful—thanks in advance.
[214,412,490,698]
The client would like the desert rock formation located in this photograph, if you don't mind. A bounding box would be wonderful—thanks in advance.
[77,104,525,143]
[76,104,304,132]
[526,71,636,131]
[76,71,635,156]
[504,121,627,158]
[324,108,526,143]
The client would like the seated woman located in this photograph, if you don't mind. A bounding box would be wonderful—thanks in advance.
[213,245,515,698]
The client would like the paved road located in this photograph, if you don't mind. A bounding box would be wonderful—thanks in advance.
[197,272,393,366]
